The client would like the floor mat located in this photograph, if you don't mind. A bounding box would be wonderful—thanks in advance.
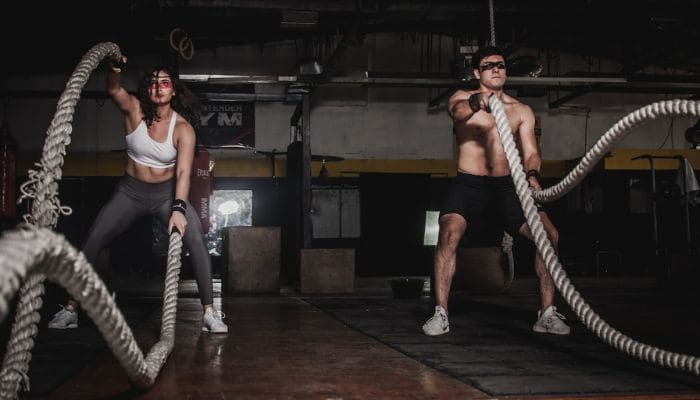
[305,294,700,397]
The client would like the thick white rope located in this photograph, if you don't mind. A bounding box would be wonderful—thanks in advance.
[18,42,124,228]
[500,232,514,290]
[1,42,123,400]
[533,99,700,203]
[0,227,183,398]
[1,42,184,399]
[488,0,497,46]
[489,95,700,376]
[481,0,514,290]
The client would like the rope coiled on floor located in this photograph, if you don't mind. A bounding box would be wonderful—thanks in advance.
[0,42,184,399]
[489,95,700,376]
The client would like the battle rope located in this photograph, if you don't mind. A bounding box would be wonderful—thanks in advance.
[18,42,125,228]
[486,0,511,281]
[488,0,496,47]
[500,232,514,291]
[1,41,122,400]
[0,227,183,396]
[533,99,700,204]
[0,42,184,399]
[489,95,700,376]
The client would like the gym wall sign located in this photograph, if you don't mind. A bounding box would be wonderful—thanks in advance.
[199,101,255,148]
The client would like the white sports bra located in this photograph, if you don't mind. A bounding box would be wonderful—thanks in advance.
[125,111,178,168]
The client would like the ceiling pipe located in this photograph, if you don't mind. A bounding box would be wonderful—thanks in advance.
[178,72,700,94]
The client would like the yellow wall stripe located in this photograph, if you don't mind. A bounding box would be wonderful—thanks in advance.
[15,148,698,178]
[604,148,700,170]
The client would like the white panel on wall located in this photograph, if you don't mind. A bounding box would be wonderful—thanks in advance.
[311,186,360,238]
[340,187,360,238]
[311,188,340,238]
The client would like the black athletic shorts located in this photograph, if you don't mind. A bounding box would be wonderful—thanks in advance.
[440,172,526,236]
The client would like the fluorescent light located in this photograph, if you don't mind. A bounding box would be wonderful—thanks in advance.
[423,210,440,246]
[217,200,240,216]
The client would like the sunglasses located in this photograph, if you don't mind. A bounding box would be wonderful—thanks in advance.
[479,61,506,72]
[149,79,173,89]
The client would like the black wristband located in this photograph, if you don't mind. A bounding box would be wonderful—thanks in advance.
[172,199,187,216]
[526,169,541,180]
[172,206,187,217]
[526,170,541,191]
[108,58,126,70]
[468,93,481,113]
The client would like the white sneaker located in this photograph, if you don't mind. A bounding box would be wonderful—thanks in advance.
[533,305,570,335]
[422,305,450,336]
[48,305,78,329]
[202,308,228,333]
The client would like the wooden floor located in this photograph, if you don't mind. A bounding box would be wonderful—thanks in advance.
[11,277,700,399]
[49,297,488,400]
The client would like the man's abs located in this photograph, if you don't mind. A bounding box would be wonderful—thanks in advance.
[455,127,511,177]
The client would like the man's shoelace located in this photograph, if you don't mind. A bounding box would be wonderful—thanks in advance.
[545,310,566,325]
[55,304,72,316]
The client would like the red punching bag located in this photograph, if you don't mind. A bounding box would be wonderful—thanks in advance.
[189,146,212,233]
[0,120,17,219]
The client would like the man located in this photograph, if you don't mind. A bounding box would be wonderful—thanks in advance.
[422,46,570,336]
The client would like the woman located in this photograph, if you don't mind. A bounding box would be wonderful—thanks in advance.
[48,58,228,333]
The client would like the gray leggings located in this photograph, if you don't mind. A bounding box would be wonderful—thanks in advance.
[82,174,213,305]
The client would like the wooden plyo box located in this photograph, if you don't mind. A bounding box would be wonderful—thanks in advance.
[452,246,510,293]
[300,248,355,294]
[226,226,281,293]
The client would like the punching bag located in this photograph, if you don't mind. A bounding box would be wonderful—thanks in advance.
[0,121,17,219]
[189,146,212,233]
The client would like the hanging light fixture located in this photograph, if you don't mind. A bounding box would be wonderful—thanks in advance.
[684,120,700,148]
[507,55,543,77]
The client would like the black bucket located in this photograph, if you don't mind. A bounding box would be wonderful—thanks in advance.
[390,278,426,299]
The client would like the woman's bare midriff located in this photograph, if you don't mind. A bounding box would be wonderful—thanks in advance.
[125,159,175,183]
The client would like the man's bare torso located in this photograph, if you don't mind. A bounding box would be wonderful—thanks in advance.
[451,89,525,177]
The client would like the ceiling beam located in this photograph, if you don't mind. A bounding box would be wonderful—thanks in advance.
[5,75,698,101]
[548,87,595,109]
